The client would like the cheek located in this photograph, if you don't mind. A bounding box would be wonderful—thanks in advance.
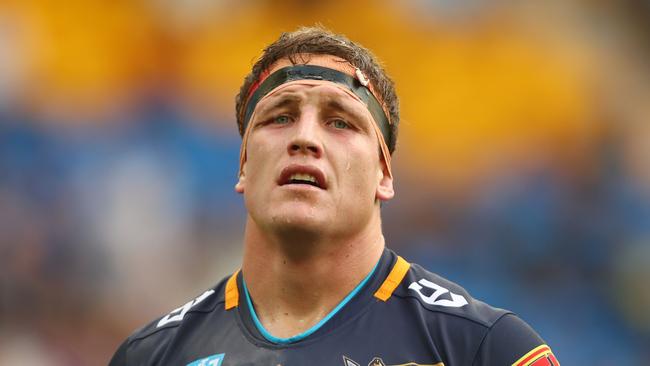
[245,137,275,174]
[343,150,380,196]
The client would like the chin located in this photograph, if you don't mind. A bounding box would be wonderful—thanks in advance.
[270,211,325,233]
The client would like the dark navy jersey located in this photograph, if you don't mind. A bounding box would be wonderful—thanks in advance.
[109,249,559,366]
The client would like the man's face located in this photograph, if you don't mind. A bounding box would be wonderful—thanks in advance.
[236,77,394,239]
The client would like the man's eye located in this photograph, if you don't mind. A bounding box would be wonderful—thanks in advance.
[331,119,349,129]
[274,115,290,124]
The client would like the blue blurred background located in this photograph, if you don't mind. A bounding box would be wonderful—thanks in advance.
[0,0,649,364]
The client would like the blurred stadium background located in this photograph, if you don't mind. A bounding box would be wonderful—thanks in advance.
[0,0,649,364]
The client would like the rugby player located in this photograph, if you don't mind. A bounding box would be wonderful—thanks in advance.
[109,26,559,366]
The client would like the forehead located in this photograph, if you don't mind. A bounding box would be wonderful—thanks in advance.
[265,54,354,76]
[254,81,370,117]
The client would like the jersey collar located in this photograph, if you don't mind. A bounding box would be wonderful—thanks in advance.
[225,248,410,346]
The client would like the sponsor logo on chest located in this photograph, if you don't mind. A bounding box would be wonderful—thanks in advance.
[343,355,443,366]
[186,353,224,366]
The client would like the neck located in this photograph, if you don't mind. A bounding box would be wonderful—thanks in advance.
[240,215,385,339]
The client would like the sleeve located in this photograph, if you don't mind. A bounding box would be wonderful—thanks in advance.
[472,314,560,366]
[108,338,129,366]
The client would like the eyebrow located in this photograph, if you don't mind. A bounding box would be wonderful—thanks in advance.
[325,99,349,113]
[324,98,371,129]
[256,94,301,115]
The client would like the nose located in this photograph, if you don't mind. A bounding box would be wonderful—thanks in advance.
[287,110,323,158]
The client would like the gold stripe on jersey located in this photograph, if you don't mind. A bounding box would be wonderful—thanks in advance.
[374,256,411,301]
[225,270,240,310]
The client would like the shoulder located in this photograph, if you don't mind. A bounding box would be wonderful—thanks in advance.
[109,275,230,365]
[132,283,224,342]
[389,259,559,365]
[392,261,508,327]
[473,314,560,366]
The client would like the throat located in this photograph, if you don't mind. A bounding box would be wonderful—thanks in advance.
[242,259,379,343]
[255,307,329,340]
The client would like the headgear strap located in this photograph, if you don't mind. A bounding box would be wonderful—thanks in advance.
[242,65,392,146]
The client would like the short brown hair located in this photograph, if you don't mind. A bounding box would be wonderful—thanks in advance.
[235,26,400,153]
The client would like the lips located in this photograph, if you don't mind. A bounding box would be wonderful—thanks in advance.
[278,164,327,189]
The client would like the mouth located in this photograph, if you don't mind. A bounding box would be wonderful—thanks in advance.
[278,165,327,190]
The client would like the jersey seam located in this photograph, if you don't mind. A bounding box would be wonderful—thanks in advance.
[469,312,512,366]
[392,292,508,328]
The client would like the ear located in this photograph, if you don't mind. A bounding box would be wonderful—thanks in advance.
[235,171,246,194]
[375,162,394,201]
